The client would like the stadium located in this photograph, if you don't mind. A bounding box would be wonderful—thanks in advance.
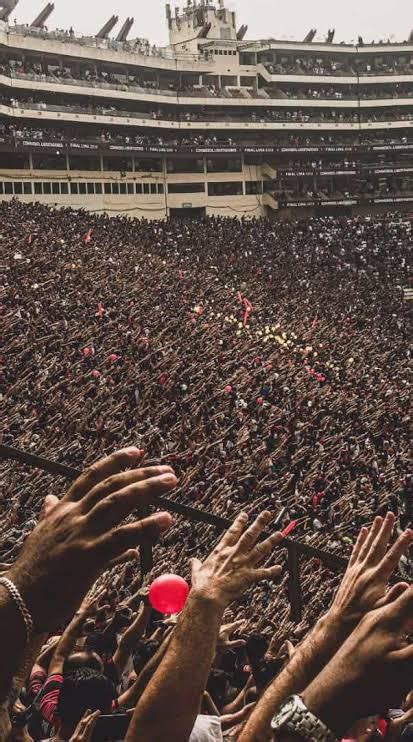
[0,2,412,741]
[0,0,412,218]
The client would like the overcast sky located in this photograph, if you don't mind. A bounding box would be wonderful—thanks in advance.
[11,0,412,46]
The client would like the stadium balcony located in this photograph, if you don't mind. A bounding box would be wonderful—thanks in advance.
[0,69,412,109]
[1,96,413,132]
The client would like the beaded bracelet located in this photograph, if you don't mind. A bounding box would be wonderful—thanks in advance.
[0,577,34,643]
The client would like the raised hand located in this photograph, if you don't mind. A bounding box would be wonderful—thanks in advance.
[217,619,247,650]
[7,447,177,631]
[69,709,101,742]
[302,584,413,738]
[328,513,413,630]
[191,511,282,610]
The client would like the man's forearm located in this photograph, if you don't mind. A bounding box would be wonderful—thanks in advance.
[126,591,224,742]
[239,612,346,742]
[49,610,87,674]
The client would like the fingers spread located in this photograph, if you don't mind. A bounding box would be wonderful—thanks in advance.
[217,512,249,549]
[348,526,369,567]
[251,532,283,565]
[357,516,383,561]
[367,512,396,564]
[65,447,144,503]
[86,472,177,530]
[80,465,175,512]
[378,529,413,581]
[99,511,173,560]
[237,511,273,553]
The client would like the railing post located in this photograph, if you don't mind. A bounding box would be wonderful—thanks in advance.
[287,542,303,623]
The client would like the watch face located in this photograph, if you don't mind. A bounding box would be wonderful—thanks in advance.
[271,698,295,729]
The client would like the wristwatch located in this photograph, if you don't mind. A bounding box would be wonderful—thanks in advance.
[271,695,338,742]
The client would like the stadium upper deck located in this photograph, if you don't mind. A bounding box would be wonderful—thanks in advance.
[0,0,412,218]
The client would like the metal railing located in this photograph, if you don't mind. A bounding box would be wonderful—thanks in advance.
[0,444,346,622]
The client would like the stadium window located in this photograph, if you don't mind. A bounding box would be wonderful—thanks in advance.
[207,158,242,173]
[0,183,4,194]
[158,183,164,194]
[61,182,69,194]
[69,155,101,171]
[135,158,162,173]
[208,181,243,196]
[168,182,205,194]
[52,182,60,195]
[0,153,29,169]
[78,183,87,195]
[112,183,119,194]
[95,183,103,194]
[34,182,42,194]
[103,157,133,172]
[119,183,127,195]
[127,183,134,194]
[87,183,95,195]
[4,182,13,194]
[23,182,32,195]
[136,183,143,194]
[13,182,23,194]
[43,183,52,195]
[104,183,111,194]
[150,183,157,194]
[246,181,263,195]
[143,183,150,194]
[70,183,79,195]
[167,158,204,174]
[32,154,65,170]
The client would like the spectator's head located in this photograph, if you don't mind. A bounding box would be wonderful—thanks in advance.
[84,631,117,660]
[65,650,104,673]
[57,667,116,739]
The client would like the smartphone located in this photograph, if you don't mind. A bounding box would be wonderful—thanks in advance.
[91,713,130,741]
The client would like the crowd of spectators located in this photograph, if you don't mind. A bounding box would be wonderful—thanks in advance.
[2,91,413,126]
[272,83,413,101]
[262,54,413,77]
[0,201,412,740]
[2,121,411,152]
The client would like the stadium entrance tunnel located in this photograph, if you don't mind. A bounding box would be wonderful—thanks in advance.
[169,207,206,219]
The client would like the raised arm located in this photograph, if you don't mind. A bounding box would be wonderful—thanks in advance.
[113,600,152,677]
[126,511,282,742]
[240,514,413,741]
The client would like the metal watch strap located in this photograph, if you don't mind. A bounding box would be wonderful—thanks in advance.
[273,695,338,742]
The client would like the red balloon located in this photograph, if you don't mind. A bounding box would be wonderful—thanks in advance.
[149,574,190,615]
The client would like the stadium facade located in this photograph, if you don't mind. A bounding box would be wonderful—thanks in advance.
[0,0,412,219]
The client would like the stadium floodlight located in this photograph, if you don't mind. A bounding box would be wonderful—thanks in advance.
[236,24,248,40]
[30,1,54,28]
[303,28,317,43]
[116,17,134,42]
[326,28,335,43]
[409,29,413,42]
[0,0,18,21]
[96,15,119,39]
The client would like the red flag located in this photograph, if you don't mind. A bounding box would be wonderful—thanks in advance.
[97,302,104,319]
[27,234,33,245]
[281,520,298,538]
[84,229,93,244]
[238,292,254,327]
